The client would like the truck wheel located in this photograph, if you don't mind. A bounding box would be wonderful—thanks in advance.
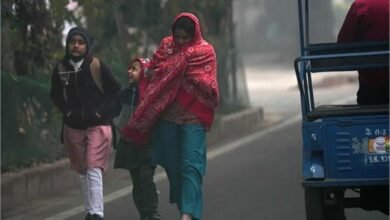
[324,189,346,220]
[305,187,345,220]
[305,187,326,220]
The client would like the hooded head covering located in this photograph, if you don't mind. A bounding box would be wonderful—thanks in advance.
[129,58,151,98]
[171,12,203,45]
[65,27,94,60]
[130,58,151,73]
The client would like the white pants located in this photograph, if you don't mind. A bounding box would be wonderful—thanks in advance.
[79,168,104,217]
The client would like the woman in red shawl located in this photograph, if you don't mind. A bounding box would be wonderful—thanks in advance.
[122,12,219,220]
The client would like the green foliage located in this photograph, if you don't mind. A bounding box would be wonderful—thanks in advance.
[1,0,71,77]
[1,72,64,172]
[96,38,128,86]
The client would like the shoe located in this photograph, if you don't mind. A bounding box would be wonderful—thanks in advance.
[90,214,104,220]
[149,213,161,220]
[141,213,161,220]
[85,213,92,220]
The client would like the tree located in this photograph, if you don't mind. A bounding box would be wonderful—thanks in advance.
[1,0,72,78]
[1,0,17,75]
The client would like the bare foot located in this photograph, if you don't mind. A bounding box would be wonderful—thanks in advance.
[181,213,192,220]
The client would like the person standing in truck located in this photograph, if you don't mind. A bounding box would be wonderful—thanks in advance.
[337,0,389,105]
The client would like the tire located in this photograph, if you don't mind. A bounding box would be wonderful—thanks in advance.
[361,186,389,214]
[305,187,326,220]
[304,187,346,220]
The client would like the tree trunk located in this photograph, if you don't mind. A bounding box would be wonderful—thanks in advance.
[1,0,17,75]
[111,0,130,60]
[1,20,16,75]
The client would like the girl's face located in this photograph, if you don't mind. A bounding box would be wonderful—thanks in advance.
[68,34,87,58]
[127,61,142,84]
[173,29,193,45]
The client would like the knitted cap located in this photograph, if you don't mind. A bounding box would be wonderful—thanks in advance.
[65,27,94,55]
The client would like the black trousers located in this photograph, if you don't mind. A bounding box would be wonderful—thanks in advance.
[130,164,160,220]
[357,85,389,105]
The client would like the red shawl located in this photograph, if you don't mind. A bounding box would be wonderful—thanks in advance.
[132,57,151,99]
[121,12,219,145]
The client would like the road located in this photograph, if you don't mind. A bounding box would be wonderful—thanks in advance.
[64,119,386,220]
[5,57,387,220]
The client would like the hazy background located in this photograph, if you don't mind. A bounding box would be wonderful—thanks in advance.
[233,0,354,63]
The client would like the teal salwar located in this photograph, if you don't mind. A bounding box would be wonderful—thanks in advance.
[151,120,206,220]
[151,120,181,203]
[180,124,206,220]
